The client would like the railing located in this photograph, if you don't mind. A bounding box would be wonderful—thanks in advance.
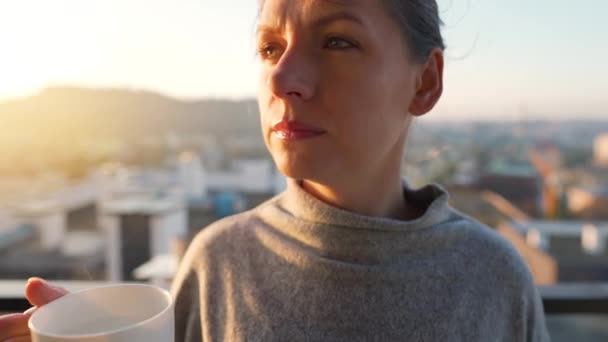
[2,280,608,314]
[0,280,112,313]
[539,283,608,314]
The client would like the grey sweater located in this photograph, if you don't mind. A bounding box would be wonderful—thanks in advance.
[171,179,550,341]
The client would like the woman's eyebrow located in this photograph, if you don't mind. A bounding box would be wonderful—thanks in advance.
[256,11,365,35]
[311,11,365,28]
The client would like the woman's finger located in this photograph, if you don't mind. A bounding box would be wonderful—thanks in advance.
[0,314,30,340]
[25,278,69,307]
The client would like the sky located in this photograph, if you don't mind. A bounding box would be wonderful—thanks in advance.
[0,0,607,120]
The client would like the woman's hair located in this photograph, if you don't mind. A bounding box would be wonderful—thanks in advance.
[257,0,445,62]
[382,0,445,62]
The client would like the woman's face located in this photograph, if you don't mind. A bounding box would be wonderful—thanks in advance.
[257,0,431,184]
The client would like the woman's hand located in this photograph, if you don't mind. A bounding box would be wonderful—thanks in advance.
[0,278,69,342]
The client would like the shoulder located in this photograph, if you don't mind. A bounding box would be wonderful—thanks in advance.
[172,208,261,291]
[439,208,535,286]
[184,196,281,262]
[187,209,259,257]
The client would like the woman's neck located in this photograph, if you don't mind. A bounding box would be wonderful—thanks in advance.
[300,175,422,221]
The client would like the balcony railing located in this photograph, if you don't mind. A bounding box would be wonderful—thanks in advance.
[0,280,112,313]
[539,283,608,314]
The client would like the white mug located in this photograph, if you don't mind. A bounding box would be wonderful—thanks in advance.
[29,283,174,342]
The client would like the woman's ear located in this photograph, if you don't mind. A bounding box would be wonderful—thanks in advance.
[408,48,444,117]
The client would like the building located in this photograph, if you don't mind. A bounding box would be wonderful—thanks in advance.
[496,223,558,285]
[0,180,104,280]
[177,151,207,200]
[206,159,276,194]
[445,184,508,227]
[594,133,608,167]
[478,160,543,218]
[531,141,562,170]
[0,152,282,282]
[99,194,187,282]
[510,220,608,282]
[0,213,35,255]
[568,186,608,220]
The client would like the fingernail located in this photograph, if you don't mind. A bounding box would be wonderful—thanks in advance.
[28,277,43,284]
[23,306,37,315]
[28,277,49,286]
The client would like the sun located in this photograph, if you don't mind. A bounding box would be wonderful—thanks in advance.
[0,2,95,101]
[0,3,53,100]
[0,50,46,100]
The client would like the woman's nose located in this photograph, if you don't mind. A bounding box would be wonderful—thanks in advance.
[266,48,315,101]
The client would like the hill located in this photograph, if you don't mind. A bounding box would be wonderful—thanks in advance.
[0,86,261,141]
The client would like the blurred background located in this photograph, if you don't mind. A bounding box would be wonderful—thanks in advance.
[0,0,607,340]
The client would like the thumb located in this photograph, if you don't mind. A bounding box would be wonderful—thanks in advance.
[25,277,69,307]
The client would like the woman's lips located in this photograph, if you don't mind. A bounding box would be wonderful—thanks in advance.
[271,119,326,140]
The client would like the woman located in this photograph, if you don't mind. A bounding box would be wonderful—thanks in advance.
[0,0,550,341]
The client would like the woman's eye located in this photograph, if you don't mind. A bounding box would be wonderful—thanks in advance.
[324,37,355,50]
[258,44,282,61]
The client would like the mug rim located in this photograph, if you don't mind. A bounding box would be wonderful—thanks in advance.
[28,283,173,340]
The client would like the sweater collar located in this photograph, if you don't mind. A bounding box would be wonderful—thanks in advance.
[275,178,452,231]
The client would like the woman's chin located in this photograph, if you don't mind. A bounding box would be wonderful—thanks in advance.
[271,150,339,182]
[274,157,321,181]
[275,163,312,180]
